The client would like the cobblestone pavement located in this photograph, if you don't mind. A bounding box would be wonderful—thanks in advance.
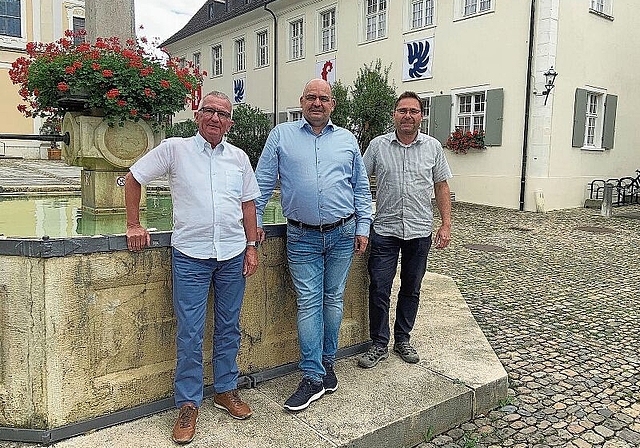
[417,202,640,448]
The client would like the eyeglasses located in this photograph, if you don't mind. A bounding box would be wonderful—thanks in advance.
[395,108,422,116]
[199,107,232,119]
[304,94,332,103]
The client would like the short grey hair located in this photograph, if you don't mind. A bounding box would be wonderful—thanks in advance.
[199,91,233,117]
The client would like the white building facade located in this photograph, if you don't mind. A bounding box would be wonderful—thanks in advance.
[164,0,639,211]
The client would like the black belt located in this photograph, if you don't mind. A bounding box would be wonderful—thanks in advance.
[287,213,354,233]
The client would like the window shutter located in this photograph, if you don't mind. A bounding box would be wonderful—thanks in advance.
[485,88,504,146]
[602,94,617,149]
[572,89,588,147]
[430,95,452,145]
[278,112,287,124]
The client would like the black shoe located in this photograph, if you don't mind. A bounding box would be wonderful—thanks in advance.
[322,361,338,393]
[284,377,325,411]
[357,344,389,368]
[393,341,420,363]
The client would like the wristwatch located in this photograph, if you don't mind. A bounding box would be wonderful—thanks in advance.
[246,241,259,247]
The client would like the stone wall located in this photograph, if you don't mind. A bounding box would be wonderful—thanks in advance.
[0,234,369,429]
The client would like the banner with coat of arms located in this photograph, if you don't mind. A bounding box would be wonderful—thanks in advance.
[316,59,336,84]
[403,37,434,81]
[233,77,246,104]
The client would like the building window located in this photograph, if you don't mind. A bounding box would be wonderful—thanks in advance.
[365,0,387,41]
[256,30,268,68]
[456,92,485,133]
[235,38,245,72]
[192,52,201,70]
[211,45,223,76]
[411,0,434,29]
[320,8,336,52]
[420,97,431,134]
[589,0,613,17]
[584,92,603,147]
[461,0,493,17]
[72,16,85,45]
[288,110,303,121]
[290,19,304,60]
[0,0,21,37]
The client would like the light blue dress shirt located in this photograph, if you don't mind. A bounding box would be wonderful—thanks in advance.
[255,118,372,236]
[130,133,261,260]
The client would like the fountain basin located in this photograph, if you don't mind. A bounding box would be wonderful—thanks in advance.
[0,227,370,434]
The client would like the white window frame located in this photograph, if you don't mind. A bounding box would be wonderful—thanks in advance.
[288,109,303,121]
[419,95,432,134]
[289,18,304,60]
[234,37,246,72]
[409,0,435,30]
[211,44,223,77]
[582,90,605,150]
[256,29,269,68]
[319,7,336,53]
[589,0,613,18]
[192,52,201,70]
[363,0,387,42]
[454,91,486,133]
[454,0,494,20]
[0,0,27,49]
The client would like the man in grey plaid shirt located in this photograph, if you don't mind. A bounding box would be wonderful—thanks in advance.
[358,91,452,368]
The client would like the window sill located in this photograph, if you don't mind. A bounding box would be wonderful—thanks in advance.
[589,9,614,21]
[359,35,388,46]
[581,146,605,152]
[0,35,27,50]
[404,24,436,36]
[453,9,494,23]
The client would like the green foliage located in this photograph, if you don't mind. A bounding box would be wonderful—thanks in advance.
[166,119,198,138]
[330,80,351,129]
[423,426,435,442]
[226,103,272,168]
[348,59,396,152]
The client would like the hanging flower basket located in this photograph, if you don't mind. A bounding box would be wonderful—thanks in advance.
[9,30,205,129]
[445,128,486,154]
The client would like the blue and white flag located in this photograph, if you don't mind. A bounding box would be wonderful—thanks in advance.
[403,37,434,81]
[233,77,246,104]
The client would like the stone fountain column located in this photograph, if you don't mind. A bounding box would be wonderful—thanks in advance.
[61,113,163,213]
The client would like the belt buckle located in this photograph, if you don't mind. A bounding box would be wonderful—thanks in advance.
[318,223,325,232]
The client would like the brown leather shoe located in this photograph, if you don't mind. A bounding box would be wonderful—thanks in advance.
[213,389,252,419]
[172,403,198,444]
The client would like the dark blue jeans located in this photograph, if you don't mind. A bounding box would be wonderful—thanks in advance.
[367,229,432,347]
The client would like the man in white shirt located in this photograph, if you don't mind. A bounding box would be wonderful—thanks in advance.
[125,91,260,444]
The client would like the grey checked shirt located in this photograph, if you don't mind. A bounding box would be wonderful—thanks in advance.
[363,131,452,240]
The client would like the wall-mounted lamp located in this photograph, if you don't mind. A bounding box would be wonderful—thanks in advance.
[541,66,558,105]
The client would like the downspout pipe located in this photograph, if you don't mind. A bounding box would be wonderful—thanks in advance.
[264,1,277,127]
[519,0,536,211]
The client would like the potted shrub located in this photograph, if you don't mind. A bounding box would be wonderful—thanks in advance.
[9,30,204,129]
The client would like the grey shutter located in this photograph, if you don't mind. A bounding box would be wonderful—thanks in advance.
[602,94,617,149]
[278,112,287,124]
[430,95,452,145]
[484,88,504,146]
[572,89,588,147]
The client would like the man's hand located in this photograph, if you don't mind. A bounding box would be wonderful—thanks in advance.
[434,225,451,249]
[243,246,259,277]
[257,227,266,243]
[355,235,369,255]
[126,224,151,251]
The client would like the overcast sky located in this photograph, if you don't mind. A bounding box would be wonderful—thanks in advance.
[134,0,204,44]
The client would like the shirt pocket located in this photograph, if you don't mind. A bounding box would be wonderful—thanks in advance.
[225,169,243,198]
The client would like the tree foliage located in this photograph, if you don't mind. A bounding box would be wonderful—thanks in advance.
[332,60,396,152]
[165,119,198,138]
[226,103,272,168]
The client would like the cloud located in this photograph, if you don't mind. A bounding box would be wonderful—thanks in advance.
[135,0,203,42]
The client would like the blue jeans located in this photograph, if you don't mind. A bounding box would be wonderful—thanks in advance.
[367,229,432,347]
[171,247,246,408]
[286,218,356,383]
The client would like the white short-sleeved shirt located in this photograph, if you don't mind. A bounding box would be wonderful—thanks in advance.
[130,133,260,260]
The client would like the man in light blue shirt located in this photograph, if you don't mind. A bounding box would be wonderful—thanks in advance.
[125,91,260,444]
[255,79,372,411]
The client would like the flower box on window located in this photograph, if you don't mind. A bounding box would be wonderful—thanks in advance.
[445,128,486,154]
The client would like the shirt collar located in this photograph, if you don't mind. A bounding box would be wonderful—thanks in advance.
[300,117,335,134]
[391,131,426,147]
[195,132,225,152]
